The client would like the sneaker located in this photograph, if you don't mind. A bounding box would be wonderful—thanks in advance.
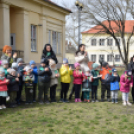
[107,98,110,102]
[101,98,104,102]
[92,100,95,103]
[6,96,10,102]
[123,101,127,106]
[115,99,118,104]
[95,100,99,102]
[127,102,132,106]
[77,98,82,102]
[2,105,6,109]
[88,100,90,103]
[112,99,114,104]
[45,101,50,104]
[84,99,87,102]
[64,99,69,103]
[0,106,3,110]
[59,98,64,102]
[75,98,78,102]
[38,101,44,104]
[33,100,36,103]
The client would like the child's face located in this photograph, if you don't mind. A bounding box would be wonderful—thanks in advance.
[76,66,80,70]
[51,64,56,69]
[3,64,8,69]
[0,72,4,77]
[11,71,16,76]
[114,72,117,75]
[31,64,35,68]
[64,64,68,67]
[41,63,46,67]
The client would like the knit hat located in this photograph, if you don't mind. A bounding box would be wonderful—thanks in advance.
[0,67,5,74]
[126,70,132,76]
[25,65,32,72]
[17,58,24,64]
[1,60,8,65]
[49,59,56,66]
[112,68,117,72]
[102,62,108,67]
[63,58,68,64]
[40,58,49,65]
[92,63,99,70]
[74,62,80,68]
[12,62,18,69]
[9,69,16,74]
[30,60,36,66]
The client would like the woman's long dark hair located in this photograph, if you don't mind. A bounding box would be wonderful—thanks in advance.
[43,44,55,55]
[76,44,85,55]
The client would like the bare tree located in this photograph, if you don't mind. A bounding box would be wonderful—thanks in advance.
[82,0,134,68]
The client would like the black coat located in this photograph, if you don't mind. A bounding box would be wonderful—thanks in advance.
[41,52,58,64]
[38,65,52,83]
[128,61,134,78]
[7,75,19,92]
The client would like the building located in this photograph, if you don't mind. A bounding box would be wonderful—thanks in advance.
[82,20,134,66]
[0,0,71,63]
[65,41,76,64]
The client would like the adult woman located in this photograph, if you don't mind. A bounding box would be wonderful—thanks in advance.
[1,45,17,67]
[41,44,58,64]
[128,56,134,103]
[69,44,90,100]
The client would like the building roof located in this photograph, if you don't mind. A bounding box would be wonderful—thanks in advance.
[82,20,134,34]
[43,0,72,13]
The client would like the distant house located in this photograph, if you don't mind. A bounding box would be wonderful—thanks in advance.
[0,0,71,63]
[65,41,76,64]
[82,20,134,65]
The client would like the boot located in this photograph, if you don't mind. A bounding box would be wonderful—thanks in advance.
[75,98,78,102]
[115,99,118,103]
[112,98,114,103]
[84,99,87,102]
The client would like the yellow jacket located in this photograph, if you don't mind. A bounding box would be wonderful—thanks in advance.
[59,64,73,83]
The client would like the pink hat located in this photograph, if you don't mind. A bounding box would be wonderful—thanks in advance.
[0,60,1,66]
[74,62,80,68]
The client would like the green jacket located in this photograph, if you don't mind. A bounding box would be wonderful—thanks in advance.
[3,68,8,78]
[91,70,100,86]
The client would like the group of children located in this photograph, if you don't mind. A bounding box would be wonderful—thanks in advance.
[0,56,133,109]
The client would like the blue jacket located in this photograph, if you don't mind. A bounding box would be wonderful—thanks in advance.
[32,66,38,84]
[110,75,120,91]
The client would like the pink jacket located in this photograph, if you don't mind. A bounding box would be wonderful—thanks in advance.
[73,70,84,84]
[120,74,133,93]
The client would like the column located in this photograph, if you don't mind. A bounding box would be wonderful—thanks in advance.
[62,22,65,60]
[0,3,10,48]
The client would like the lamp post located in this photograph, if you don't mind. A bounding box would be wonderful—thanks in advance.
[75,1,83,45]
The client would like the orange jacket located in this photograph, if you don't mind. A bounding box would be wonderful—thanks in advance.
[99,67,112,80]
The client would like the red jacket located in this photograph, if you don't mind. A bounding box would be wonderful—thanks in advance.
[0,78,9,91]
[73,70,84,84]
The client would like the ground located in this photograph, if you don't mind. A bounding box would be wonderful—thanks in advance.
[0,70,134,134]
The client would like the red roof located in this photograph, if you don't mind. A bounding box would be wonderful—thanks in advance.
[82,20,134,34]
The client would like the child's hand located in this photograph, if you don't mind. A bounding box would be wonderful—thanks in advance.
[13,52,17,58]
[69,66,72,70]
[130,84,133,88]
[18,74,20,77]
[6,79,9,83]
[45,68,49,71]
[15,78,19,82]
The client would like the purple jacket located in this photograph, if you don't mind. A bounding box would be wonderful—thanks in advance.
[120,74,133,93]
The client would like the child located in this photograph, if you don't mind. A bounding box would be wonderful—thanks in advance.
[91,63,101,102]
[49,59,60,102]
[110,69,120,104]
[120,70,133,106]
[30,60,38,102]
[1,60,9,78]
[0,68,9,109]
[38,59,52,104]
[7,69,19,108]
[59,58,73,103]
[82,70,93,102]
[16,58,24,104]
[23,66,35,104]
[73,62,84,102]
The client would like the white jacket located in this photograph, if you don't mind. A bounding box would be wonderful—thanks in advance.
[50,69,59,87]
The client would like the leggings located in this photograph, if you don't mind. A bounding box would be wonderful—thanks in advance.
[61,82,70,100]
[0,97,6,105]
[122,92,129,102]
[74,84,81,98]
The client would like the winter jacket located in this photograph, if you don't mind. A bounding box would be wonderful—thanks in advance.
[120,74,133,93]
[59,64,73,83]
[75,52,90,73]
[38,65,52,83]
[1,54,17,67]
[0,78,9,91]
[82,74,93,91]
[128,61,134,78]
[3,67,8,78]
[41,52,58,64]
[73,70,84,84]
[23,73,35,88]
[110,75,120,91]
[31,66,38,84]
[18,65,24,85]
[50,69,59,87]
[99,67,112,84]
[7,74,19,92]
[91,70,100,86]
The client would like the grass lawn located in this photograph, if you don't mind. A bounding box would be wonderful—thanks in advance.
[1,70,134,134]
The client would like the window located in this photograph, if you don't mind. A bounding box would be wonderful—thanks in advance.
[107,55,113,62]
[99,55,105,61]
[99,39,105,46]
[107,39,113,46]
[48,30,61,54]
[115,55,120,62]
[31,25,37,51]
[91,39,96,46]
[115,38,120,46]
[91,55,96,62]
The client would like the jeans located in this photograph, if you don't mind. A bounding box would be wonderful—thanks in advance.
[50,84,57,101]
[83,91,90,100]
[16,85,23,103]
[122,92,129,102]
[111,90,118,99]
[25,88,33,102]
[101,84,110,99]
[92,85,98,100]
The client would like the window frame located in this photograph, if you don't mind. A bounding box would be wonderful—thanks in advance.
[115,38,121,46]
[107,54,113,62]
[91,39,97,46]
[31,25,37,52]
[107,39,113,46]
[115,55,120,62]
[99,39,105,46]
[91,54,96,62]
